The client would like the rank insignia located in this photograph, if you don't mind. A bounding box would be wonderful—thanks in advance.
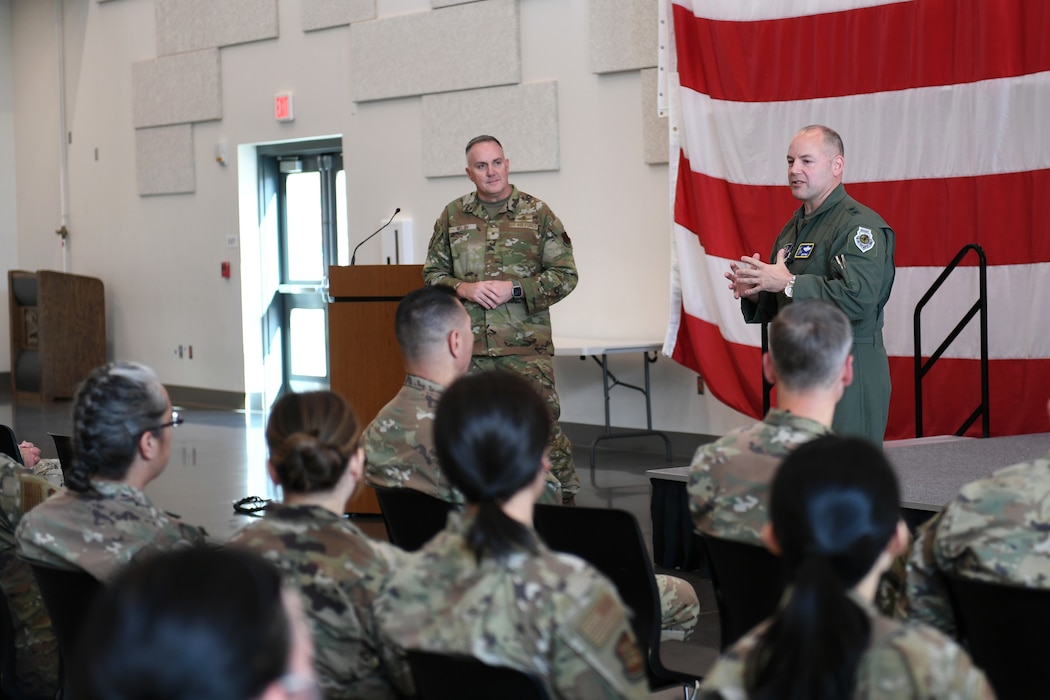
[854,227,875,253]
[794,242,815,259]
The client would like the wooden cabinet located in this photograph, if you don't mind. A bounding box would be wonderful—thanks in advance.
[8,270,106,402]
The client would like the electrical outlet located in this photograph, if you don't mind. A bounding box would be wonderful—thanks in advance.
[696,375,705,395]
[226,235,237,248]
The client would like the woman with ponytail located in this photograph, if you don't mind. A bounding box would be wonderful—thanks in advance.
[698,436,992,700]
[374,371,648,699]
[15,361,205,581]
[230,390,408,700]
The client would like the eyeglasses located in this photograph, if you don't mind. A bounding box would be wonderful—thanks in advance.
[142,411,184,433]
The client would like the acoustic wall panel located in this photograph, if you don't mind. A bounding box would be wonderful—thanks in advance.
[349,0,520,103]
[155,0,279,56]
[136,125,195,196]
[641,68,668,165]
[303,0,376,31]
[590,0,657,74]
[422,82,559,177]
[132,49,222,128]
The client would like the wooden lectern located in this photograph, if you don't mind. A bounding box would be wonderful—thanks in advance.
[328,264,423,514]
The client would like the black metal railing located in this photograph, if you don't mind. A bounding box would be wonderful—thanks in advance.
[914,243,989,437]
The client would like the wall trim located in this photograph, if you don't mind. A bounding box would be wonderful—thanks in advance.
[165,384,246,411]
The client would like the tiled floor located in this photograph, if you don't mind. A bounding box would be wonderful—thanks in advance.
[1,390,720,695]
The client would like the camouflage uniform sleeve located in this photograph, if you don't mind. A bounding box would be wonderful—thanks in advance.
[902,511,957,636]
[554,576,649,699]
[687,443,720,534]
[860,624,994,700]
[423,206,456,288]
[522,207,578,315]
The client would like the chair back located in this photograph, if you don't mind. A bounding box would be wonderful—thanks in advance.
[532,504,700,689]
[945,572,1050,700]
[372,485,455,552]
[698,533,787,650]
[48,433,74,484]
[0,425,23,465]
[406,650,551,700]
[26,561,102,679]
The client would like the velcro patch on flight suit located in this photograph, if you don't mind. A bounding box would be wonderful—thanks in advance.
[854,227,876,253]
[794,242,815,259]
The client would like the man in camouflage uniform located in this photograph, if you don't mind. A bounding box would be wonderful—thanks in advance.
[728,125,895,445]
[362,286,562,504]
[423,135,580,502]
[689,299,853,545]
[903,397,1050,638]
[374,511,649,699]
[231,502,410,699]
[0,454,59,697]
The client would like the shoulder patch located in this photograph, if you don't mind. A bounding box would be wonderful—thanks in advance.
[854,227,876,254]
[577,593,621,648]
[615,630,646,679]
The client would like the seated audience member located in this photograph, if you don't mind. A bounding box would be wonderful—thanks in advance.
[697,436,992,700]
[904,396,1050,637]
[0,454,59,697]
[15,361,206,581]
[231,390,408,699]
[72,546,320,700]
[375,371,649,699]
[362,285,563,504]
[689,299,852,545]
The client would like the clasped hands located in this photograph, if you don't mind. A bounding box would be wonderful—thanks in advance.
[456,280,514,309]
[725,248,793,300]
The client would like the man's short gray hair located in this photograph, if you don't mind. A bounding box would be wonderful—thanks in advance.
[769,299,852,392]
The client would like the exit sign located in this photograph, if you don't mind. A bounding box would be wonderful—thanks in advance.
[275,93,294,122]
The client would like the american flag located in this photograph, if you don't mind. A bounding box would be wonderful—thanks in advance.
[665,0,1050,439]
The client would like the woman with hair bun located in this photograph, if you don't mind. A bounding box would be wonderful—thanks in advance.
[15,361,205,581]
[230,390,407,700]
[697,435,993,700]
[374,371,648,699]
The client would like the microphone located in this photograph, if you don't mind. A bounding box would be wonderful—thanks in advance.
[350,207,400,265]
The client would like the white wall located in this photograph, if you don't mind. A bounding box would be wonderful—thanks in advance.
[0,0,16,372]
[6,0,752,437]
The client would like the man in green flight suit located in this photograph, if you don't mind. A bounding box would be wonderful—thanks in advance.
[424,135,580,502]
[727,125,895,444]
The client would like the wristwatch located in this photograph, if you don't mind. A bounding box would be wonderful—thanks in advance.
[784,275,797,299]
[512,281,523,299]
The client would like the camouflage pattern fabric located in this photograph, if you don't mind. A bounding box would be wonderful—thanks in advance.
[471,355,579,500]
[374,511,648,699]
[230,503,409,699]
[655,573,700,642]
[697,592,993,699]
[423,185,578,359]
[363,375,466,505]
[904,451,1050,637]
[424,186,579,500]
[688,409,830,545]
[14,479,206,582]
[362,374,563,505]
[0,455,59,697]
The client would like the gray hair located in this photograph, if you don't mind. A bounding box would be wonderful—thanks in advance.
[769,300,852,392]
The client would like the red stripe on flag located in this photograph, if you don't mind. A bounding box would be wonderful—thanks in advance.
[676,310,1050,439]
[673,0,1050,102]
[675,158,1050,267]
[672,312,762,419]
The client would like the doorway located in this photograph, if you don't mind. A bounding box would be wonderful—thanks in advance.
[253,137,347,408]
